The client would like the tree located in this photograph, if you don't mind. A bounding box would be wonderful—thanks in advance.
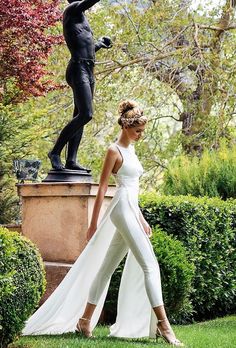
[98,0,236,153]
[0,0,62,104]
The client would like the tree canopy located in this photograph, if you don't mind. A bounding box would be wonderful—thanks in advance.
[96,0,236,152]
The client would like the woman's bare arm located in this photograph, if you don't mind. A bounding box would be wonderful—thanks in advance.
[87,146,118,240]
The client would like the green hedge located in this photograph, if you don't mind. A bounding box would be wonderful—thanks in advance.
[140,193,236,321]
[0,227,46,348]
[104,228,194,324]
[151,227,195,322]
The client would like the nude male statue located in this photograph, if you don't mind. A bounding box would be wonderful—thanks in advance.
[48,0,112,171]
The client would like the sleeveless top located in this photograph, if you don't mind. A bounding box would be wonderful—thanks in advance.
[113,143,143,190]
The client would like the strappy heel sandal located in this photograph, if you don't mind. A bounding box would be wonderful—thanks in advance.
[156,318,184,346]
[75,317,94,338]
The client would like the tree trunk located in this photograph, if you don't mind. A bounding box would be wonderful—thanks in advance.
[178,0,236,153]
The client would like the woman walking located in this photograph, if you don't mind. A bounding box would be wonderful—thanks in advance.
[23,100,183,346]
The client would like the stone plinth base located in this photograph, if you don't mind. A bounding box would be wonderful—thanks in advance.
[40,261,72,303]
[17,182,116,263]
[17,181,116,302]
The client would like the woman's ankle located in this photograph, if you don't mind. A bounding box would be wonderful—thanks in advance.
[79,317,91,322]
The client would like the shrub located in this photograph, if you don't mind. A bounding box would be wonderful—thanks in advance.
[140,193,236,321]
[0,227,46,348]
[162,142,236,199]
[0,178,19,224]
[151,227,195,323]
[104,228,194,324]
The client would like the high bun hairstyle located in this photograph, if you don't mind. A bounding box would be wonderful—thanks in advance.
[118,100,147,128]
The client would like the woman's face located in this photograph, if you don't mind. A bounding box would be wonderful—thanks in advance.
[124,124,146,142]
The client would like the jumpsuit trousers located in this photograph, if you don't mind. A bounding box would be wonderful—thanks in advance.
[88,191,164,308]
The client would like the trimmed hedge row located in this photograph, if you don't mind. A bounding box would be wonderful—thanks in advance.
[0,227,46,348]
[140,193,236,321]
[104,228,195,323]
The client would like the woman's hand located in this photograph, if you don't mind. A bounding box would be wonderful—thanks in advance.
[142,221,152,238]
[139,210,152,238]
[86,225,97,242]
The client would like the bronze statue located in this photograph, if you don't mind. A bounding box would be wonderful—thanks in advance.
[48,0,112,171]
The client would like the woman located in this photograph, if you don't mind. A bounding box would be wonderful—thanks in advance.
[22,100,183,346]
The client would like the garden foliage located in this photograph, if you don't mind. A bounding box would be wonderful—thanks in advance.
[0,227,46,348]
[162,142,236,199]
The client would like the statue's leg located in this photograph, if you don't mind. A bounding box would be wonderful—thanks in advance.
[65,104,85,170]
[48,61,94,171]
[48,87,94,171]
[65,81,94,171]
[65,81,95,171]
[66,127,85,170]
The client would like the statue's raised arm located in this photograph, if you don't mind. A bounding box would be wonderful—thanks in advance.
[67,0,100,13]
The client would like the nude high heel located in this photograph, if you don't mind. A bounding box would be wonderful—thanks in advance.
[156,318,184,346]
[75,317,94,338]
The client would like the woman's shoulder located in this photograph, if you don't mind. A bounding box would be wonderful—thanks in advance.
[106,143,120,158]
[108,143,119,151]
[109,142,118,149]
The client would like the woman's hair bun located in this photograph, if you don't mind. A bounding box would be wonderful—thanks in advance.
[118,100,138,116]
[117,99,147,128]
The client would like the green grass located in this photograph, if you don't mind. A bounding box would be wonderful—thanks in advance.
[11,316,236,348]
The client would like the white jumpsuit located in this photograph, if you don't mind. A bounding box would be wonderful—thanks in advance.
[88,143,163,307]
[22,143,163,338]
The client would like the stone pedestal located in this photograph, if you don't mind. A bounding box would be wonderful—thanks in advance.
[43,169,93,183]
[17,182,116,302]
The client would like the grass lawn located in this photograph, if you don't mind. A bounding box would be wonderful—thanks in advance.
[11,315,236,348]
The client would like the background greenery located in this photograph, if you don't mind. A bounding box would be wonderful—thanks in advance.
[162,140,236,199]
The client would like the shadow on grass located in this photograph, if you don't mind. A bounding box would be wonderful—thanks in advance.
[32,332,153,344]
[12,331,156,347]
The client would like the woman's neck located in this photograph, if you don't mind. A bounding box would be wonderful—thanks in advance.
[116,133,131,148]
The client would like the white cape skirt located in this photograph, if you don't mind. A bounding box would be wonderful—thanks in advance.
[22,188,157,338]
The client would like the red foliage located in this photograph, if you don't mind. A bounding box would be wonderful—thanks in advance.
[0,0,63,103]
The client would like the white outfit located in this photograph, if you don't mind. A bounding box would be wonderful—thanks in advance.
[22,143,163,338]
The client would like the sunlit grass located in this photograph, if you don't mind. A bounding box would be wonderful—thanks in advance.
[11,315,236,348]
